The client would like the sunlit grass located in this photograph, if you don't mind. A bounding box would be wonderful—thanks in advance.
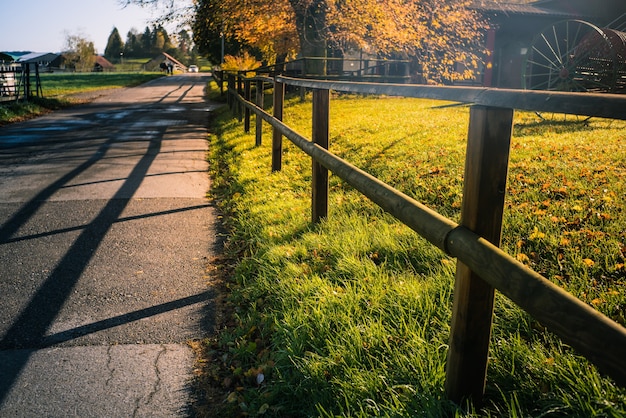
[201,89,626,417]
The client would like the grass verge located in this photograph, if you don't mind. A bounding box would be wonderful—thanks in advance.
[0,72,164,125]
[198,87,626,417]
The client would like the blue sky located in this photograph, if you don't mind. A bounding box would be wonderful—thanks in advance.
[0,0,178,54]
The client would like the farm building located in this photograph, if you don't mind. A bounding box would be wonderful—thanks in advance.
[48,54,116,72]
[144,52,187,73]
[1,52,21,65]
[93,56,115,72]
[474,0,626,89]
[15,52,59,69]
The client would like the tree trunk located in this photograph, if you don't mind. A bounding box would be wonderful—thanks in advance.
[289,0,327,75]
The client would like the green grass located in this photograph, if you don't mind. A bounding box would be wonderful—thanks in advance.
[115,58,152,72]
[0,72,164,125]
[40,72,164,97]
[199,88,626,417]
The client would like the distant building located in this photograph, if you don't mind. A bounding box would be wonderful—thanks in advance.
[49,55,116,72]
[144,52,187,72]
[94,56,115,72]
[16,52,59,69]
[1,51,29,64]
[1,52,18,64]
[3,52,114,73]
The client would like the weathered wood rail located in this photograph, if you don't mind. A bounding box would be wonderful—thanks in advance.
[224,72,626,405]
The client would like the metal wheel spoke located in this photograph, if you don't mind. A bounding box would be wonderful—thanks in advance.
[552,25,564,64]
[530,79,551,90]
[527,60,559,71]
[532,45,561,70]
[540,33,564,66]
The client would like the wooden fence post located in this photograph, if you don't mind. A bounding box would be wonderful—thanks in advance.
[244,79,251,133]
[255,80,264,146]
[312,88,330,222]
[227,74,234,109]
[24,64,31,99]
[237,74,243,122]
[445,106,514,405]
[272,81,285,172]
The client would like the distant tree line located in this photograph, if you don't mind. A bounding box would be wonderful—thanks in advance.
[104,26,198,65]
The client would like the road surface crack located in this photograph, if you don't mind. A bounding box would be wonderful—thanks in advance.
[104,345,115,387]
[133,344,167,417]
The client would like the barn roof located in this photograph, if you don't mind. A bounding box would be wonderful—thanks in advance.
[144,52,187,71]
[471,2,541,14]
[95,55,115,69]
[0,52,26,62]
[16,52,59,63]
[472,0,626,22]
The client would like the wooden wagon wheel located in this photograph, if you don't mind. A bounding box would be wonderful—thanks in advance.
[523,20,617,122]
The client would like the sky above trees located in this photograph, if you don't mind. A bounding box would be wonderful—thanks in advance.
[0,0,179,53]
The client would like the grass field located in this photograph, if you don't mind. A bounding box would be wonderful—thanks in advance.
[40,72,164,97]
[198,85,626,417]
[0,72,164,125]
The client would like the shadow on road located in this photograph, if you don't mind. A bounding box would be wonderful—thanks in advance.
[0,120,162,402]
[0,76,221,412]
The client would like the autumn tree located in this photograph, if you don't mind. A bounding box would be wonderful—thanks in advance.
[105,27,125,62]
[193,0,485,81]
[190,0,238,64]
[322,0,487,81]
[63,32,96,72]
[190,0,298,65]
[124,0,487,82]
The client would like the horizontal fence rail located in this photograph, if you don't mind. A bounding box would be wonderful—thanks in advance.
[225,72,626,404]
[276,76,626,120]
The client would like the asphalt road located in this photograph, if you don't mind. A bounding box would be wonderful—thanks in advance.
[0,74,222,416]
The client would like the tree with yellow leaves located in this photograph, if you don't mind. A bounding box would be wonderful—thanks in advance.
[192,0,299,65]
[127,0,487,82]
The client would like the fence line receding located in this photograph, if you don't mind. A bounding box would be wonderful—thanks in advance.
[220,70,626,405]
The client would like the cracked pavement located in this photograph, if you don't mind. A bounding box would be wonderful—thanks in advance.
[0,75,220,416]
[0,344,192,417]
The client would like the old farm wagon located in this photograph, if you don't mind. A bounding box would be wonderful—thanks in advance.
[476,0,626,91]
[524,16,626,93]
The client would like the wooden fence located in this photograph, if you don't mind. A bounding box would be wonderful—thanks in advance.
[222,72,626,405]
[0,64,43,103]
[214,57,413,87]
[0,67,19,102]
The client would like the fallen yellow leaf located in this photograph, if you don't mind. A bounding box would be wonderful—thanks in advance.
[583,258,595,267]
